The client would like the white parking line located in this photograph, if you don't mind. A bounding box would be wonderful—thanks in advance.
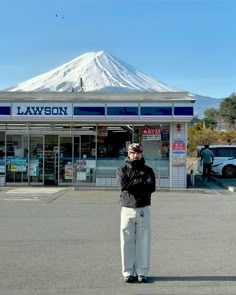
[1,187,66,202]
[6,188,65,194]
[3,198,39,201]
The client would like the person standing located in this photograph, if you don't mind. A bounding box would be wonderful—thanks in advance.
[116,143,156,283]
[200,144,214,181]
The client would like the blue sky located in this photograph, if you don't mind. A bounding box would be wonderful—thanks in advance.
[0,0,235,98]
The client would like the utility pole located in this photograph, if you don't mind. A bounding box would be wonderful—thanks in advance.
[80,78,85,92]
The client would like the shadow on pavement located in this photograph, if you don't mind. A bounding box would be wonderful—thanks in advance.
[187,173,236,193]
[149,275,236,282]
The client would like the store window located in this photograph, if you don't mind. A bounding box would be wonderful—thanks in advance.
[96,125,133,179]
[59,136,73,184]
[29,136,43,184]
[74,106,105,116]
[107,107,138,116]
[0,132,5,185]
[74,133,96,184]
[134,125,170,177]
[6,134,28,183]
[140,107,172,116]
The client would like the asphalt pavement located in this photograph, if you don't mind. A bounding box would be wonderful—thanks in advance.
[0,186,236,295]
[189,174,236,192]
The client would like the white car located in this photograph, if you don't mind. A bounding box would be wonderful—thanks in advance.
[212,158,236,178]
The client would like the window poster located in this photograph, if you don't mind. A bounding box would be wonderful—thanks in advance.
[29,160,39,176]
[10,159,27,172]
[0,159,5,173]
[65,164,73,180]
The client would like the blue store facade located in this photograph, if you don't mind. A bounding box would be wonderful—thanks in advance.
[0,91,195,188]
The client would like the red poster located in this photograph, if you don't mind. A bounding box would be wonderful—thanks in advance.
[172,141,185,150]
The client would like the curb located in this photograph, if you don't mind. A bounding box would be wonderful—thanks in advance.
[73,186,209,193]
[212,177,236,192]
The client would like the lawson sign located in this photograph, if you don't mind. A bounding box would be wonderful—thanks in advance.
[12,103,72,118]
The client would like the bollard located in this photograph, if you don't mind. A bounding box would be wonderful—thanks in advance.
[190,169,195,187]
[157,171,160,188]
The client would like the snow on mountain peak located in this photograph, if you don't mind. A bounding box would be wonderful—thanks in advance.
[5,51,183,93]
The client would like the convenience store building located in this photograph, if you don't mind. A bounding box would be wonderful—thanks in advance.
[0,91,195,188]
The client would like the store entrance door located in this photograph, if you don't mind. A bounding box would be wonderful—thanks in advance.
[44,135,59,185]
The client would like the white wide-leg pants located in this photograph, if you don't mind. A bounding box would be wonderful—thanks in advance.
[120,206,151,277]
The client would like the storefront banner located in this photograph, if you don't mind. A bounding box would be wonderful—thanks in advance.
[12,103,73,118]
[142,127,161,141]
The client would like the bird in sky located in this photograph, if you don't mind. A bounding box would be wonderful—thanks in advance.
[56,14,64,18]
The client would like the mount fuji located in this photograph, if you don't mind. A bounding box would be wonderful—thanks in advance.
[3,50,223,117]
[5,51,182,93]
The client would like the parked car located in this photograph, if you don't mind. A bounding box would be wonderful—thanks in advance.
[212,158,236,178]
[197,144,236,174]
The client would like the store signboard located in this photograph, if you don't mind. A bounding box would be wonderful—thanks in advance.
[172,141,186,166]
[142,127,161,141]
[12,103,72,118]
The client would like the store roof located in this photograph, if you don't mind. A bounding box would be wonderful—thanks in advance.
[0,91,195,103]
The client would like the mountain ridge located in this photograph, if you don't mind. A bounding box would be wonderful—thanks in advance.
[3,50,223,117]
[5,51,181,93]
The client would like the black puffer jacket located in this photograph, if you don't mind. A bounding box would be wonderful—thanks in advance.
[116,157,156,208]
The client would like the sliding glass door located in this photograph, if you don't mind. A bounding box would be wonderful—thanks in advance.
[59,136,73,184]
[29,135,44,184]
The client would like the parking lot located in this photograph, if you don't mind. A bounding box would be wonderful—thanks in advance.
[191,174,236,192]
[1,186,236,295]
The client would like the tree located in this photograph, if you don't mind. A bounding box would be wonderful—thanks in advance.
[219,129,236,144]
[219,94,236,128]
[187,123,220,156]
[203,108,218,128]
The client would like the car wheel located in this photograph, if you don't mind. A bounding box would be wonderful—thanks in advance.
[222,165,236,178]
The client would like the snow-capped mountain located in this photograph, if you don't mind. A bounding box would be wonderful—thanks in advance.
[3,50,224,118]
[5,51,182,93]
